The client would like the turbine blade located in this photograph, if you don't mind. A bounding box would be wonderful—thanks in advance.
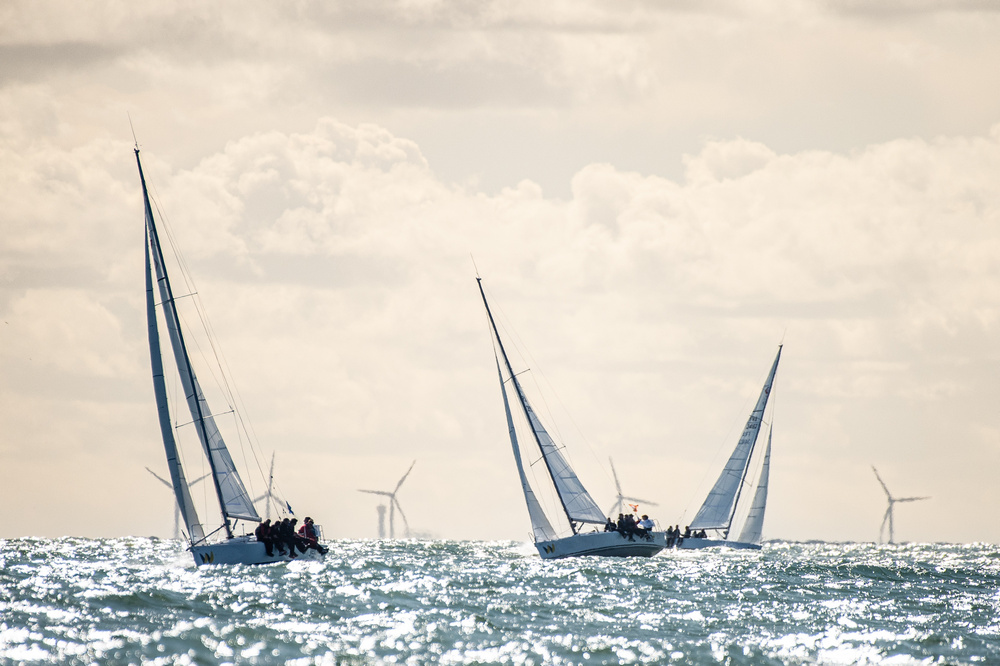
[358,489,393,497]
[609,457,622,494]
[145,467,171,488]
[622,497,659,506]
[871,466,892,499]
[896,496,930,503]
[394,499,411,537]
[394,460,417,494]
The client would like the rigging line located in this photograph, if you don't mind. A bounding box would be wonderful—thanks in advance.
[159,233,269,509]
[173,308,234,412]
[487,291,571,533]
[146,174,262,536]
[499,297,607,488]
[682,352,775,525]
[151,198,256,488]
[149,193,197,300]
[481,279,576,531]
[173,409,236,429]
[485,284,593,489]
[154,292,198,307]
[493,332,560,523]
[170,248,270,494]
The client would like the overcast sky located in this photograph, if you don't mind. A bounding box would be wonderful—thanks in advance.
[2,0,1000,545]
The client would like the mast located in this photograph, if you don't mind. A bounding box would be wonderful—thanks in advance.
[477,278,578,531]
[137,148,235,539]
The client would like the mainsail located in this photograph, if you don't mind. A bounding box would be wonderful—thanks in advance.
[736,427,771,545]
[479,279,607,532]
[138,149,260,539]
[689,346,781,535]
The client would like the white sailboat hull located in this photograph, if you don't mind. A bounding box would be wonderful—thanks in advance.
[535,530,667,559]
[190,535,325,566]
[675,537,761,551]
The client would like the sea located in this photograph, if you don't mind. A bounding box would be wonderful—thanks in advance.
[0,538,997,665]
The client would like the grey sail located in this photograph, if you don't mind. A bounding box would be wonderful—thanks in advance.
[496,358,558,541]
[138,149,260,535]
[144,222,205,542]
[690,346,781,534]
[736,427,771,545]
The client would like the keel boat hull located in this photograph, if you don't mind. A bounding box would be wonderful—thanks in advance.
[675,537,761,551]
[536,531,667,559]
[191,535,325,566]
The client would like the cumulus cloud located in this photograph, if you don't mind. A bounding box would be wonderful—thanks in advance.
[2,0,999,542]
[2,115,1000,541]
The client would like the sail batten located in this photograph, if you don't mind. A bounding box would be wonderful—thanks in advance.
[689,346,781,533]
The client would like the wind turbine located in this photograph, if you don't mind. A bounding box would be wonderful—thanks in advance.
[358,460,416,538]
[872,466,930,544]
[252,453,280,520]
[145,466,209,539]
[606,457,658,518]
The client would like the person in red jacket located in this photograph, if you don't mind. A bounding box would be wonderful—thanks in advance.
[297,517,328,554]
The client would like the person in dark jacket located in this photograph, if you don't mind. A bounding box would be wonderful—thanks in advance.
[255,519,274,556]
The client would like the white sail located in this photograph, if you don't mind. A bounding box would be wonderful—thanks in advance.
[139,149,260,531]
[736,428,771,545]
[497,360,558,541]
[144,222,205,542]
[509,375,607,526]
[690,346,781,533]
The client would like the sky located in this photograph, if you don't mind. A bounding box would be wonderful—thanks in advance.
[2,0,1000,545]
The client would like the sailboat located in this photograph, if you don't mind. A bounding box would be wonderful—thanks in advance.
[678,346,781,550]
[137,146,323,566]
[478,278,667,559]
